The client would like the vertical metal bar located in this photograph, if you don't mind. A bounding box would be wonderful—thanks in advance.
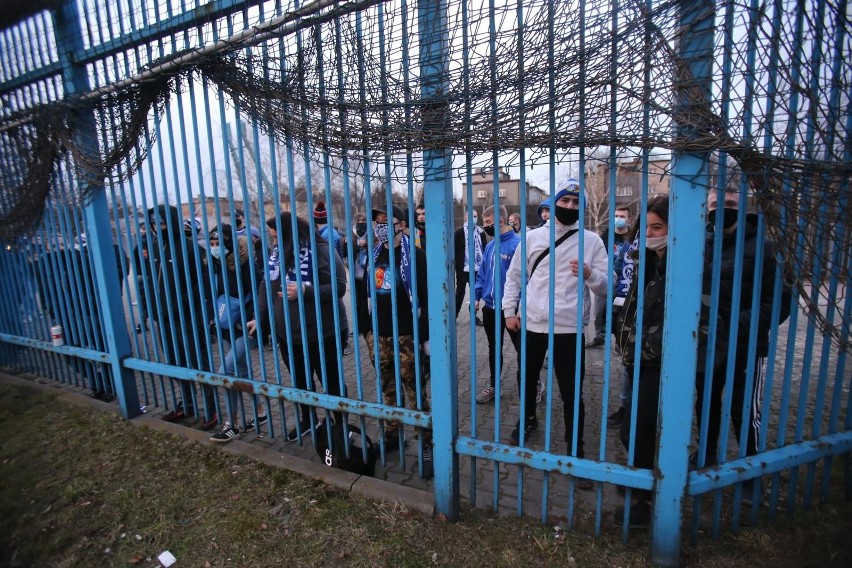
[789,0,828,513]
[51,1,139,418]
[418,0,458,519]
[727,0,767,529]
[754,0,784,516]
[457,0,481,507]
[825,81,852,503]
[483,0,501,512]
[811,0,848,505]
[622,0,653,535]
[508,0,527,516]
[650,0,713,563]
[766,0,807,516]
[539,0,557,521]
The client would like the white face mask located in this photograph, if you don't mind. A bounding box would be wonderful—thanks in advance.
[645,235,668,251]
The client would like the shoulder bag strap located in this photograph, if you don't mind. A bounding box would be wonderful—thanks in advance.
[529,229,578,280]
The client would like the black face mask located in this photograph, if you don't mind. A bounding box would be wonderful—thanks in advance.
[483,224,495,237]
[554,205,579,226]
[354,222,367,238]
[416,221,426,230]
[708,207,739,230]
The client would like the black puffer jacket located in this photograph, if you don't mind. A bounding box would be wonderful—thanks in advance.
[616,249,667,367]
[698,215,792,367]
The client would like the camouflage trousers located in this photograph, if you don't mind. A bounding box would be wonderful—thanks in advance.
[364,331,431,442]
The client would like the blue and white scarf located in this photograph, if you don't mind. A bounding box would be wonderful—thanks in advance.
[268,246,281,282]
[463,222,483,273]
[372,233,413,304]
[286,244,313,284]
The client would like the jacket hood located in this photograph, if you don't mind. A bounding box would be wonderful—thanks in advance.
[147,205,182,241]
[537,199,551,221]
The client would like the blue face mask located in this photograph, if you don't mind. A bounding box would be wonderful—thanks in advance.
[374,223,390,244]
[208,245,223,259]
[614,217,628,230]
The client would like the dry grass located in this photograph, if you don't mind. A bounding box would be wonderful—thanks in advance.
[0,381,849,567]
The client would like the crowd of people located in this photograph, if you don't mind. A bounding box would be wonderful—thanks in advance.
[460,179,790,525]
[25,177,791,498]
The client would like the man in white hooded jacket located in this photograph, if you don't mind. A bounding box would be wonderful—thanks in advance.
[503,178,609,457]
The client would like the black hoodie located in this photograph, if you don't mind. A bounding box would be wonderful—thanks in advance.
[146,205,210,322]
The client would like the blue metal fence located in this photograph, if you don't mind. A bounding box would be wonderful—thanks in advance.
[1,1,850,565]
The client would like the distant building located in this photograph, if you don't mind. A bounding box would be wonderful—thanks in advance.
[584,156,671,209]
[460,168,547,226]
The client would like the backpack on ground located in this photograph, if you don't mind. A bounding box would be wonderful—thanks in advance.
[314,421,378,476]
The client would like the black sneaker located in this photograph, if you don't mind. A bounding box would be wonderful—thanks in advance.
[586,336,606,348]
[382,431,405,453]
[510,416,538,445]
[614,500,651,527]
[210,423,240,443]
[607,407,625,426]
[244,414,269,431]
[421,443,434,479]
[286,419,313,442]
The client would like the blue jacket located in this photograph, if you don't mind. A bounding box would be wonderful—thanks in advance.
[319,224,343,259]
[474,229,521,309]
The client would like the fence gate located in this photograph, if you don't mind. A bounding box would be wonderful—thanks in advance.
[1,1,849,565]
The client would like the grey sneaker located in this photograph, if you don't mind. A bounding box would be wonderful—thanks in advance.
[476,385,495,403]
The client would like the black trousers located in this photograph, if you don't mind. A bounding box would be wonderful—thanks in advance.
[695,355,764,461]
[159,315,216,416]
[481,306,520,388]
[280,338,345,425]
[620,364,662,472]
[519,330,586,453]
[455,270,475,318]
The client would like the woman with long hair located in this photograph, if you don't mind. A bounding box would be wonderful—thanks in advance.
[614,194,670,527]
[249,212,347,442]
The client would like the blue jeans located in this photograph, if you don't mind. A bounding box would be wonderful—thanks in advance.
[219,334,258,412]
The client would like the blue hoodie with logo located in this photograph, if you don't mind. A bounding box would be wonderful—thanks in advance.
[474,229,522,309]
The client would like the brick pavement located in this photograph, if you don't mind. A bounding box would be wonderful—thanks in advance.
[8,282,847,527]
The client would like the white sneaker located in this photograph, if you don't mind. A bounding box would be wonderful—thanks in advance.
[476,385,496,403]
[536,380,544,404]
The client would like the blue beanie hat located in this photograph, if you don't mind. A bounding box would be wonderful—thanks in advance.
[537,199,551,221]
[554,178,582,202]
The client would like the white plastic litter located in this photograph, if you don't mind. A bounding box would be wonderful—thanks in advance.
[158,551,176,567]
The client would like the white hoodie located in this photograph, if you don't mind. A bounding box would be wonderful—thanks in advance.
[502,220,610,334]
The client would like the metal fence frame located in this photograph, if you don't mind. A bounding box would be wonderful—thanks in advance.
[1,1,850,566]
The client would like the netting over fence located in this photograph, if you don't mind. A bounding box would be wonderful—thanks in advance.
[0,0,850,348]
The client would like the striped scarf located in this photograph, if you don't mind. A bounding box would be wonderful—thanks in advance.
[286,244,313,283]
[373,233,413,304]
[268,246,280,282]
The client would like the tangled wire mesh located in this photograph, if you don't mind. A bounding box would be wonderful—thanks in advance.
[0,0,849,348]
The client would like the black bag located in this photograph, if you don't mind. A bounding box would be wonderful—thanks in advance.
[314,422,378,476]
